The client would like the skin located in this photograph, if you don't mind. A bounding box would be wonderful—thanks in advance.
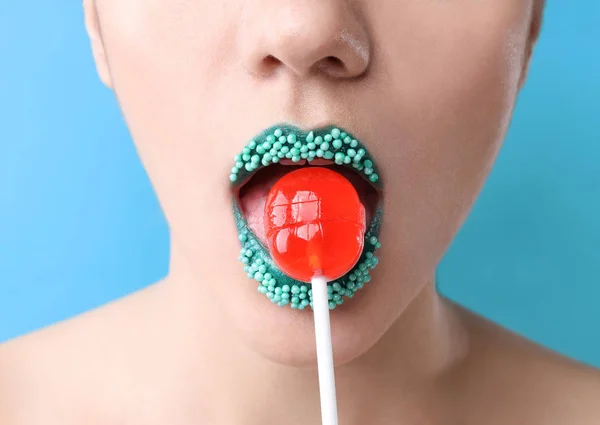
[1,0,600,423]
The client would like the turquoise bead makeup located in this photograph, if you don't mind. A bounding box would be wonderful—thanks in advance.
[231,125,383,310]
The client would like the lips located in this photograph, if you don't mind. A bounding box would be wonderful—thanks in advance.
[230,124,383,310]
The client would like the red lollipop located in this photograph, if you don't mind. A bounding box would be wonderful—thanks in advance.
[264,167,366,282]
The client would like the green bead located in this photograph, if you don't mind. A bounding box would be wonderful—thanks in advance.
[340,132,347,139]
[343,156,352,164]
[274,295,282,302]
[358,148,366,156]
[332,139,343,149]
[327,285,334,294]
[314,136,323,145]
[364,167,373,175]
[234,154,241,161]
[350,139,358,148]
[256,146,266,154]
[266,135,275,143]
[321,142,330,151]
[332,282,342,291]
[269,278,277,286]
[282,285,291,293]
[254,272,264,281]
[306,131,315,143]
[248,141,257,149]
[307,142,316,150]
[331,128,341,139]
[268,285,275,292]
[292,296,300,304]
[300,145,308,153]
[262,141,272,150]
[290,147,300,156]
[272,156,280,163]
[369,236,378,245]
[299,292,307,300]
[324,134,333,142]
[301,299,310,307]
[258,286,268,294]
[275,287,282,295]
[316,149,324,157]
[291,303,299,309]
[287,134,297,144]
[277,152,285,159]
[291,285,300,294]
[245,249,253,257]
[292,156,301,162]
[258,265,267,274]
[347,282,356,290]
[236,161,244,168]
[279,136,287,143]
[329,302,336,310]
[301,152,308,159]
[274,129,283,137]
[263,153,273,163]
[308,151,317,159]
[344,136,352,144]
[266,292,274,299]
[324,151,334,160]
[364,275,372,283]
[242,153,251,161]
[363,159,373,168]
[370,174,379,182]
[273,141,283,150]
[333,294,342,302]
[366,252,373,258]
[347,149,356,157]
[280,146,290,154]
[231,166,240,173]
[282,293,290,300]
[251,154,260,163]
[334,152,345,165]
[241,257,249,264]
[229,174,237,182]
[301,285,309,293]
[376,242,382,248]
[256,258,264,265]
[348,273,356,281]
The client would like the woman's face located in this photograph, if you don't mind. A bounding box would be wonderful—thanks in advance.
[86,0,540,365]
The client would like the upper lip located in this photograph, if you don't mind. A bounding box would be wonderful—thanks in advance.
[229,124,382,191]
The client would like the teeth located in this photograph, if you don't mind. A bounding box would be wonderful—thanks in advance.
[280,159,307,166]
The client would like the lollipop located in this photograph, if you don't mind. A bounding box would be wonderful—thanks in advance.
[264,167,366,425]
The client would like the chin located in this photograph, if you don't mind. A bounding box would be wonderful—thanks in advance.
[223,275,394,368]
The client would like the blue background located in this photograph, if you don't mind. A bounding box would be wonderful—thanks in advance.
[1,3,598,366]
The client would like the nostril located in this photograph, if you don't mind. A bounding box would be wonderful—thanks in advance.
[325,56,344,68]
[262,55,282,71]
[314,56,347,76]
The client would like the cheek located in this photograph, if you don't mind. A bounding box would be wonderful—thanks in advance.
[98,0,246,234]
[364,2,531,261]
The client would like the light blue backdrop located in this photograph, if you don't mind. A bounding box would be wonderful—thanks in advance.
[1,3,599,366]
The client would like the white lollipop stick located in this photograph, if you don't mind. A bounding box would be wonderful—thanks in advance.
[311,275,339,425]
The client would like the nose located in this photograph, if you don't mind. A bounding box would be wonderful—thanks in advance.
[240,0,372,79]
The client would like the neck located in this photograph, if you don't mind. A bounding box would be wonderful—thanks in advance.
[163,241,469,425]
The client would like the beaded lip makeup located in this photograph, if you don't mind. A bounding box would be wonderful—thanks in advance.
[231,124,383,310]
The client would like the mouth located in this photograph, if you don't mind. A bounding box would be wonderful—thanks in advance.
[230,124,383,310]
